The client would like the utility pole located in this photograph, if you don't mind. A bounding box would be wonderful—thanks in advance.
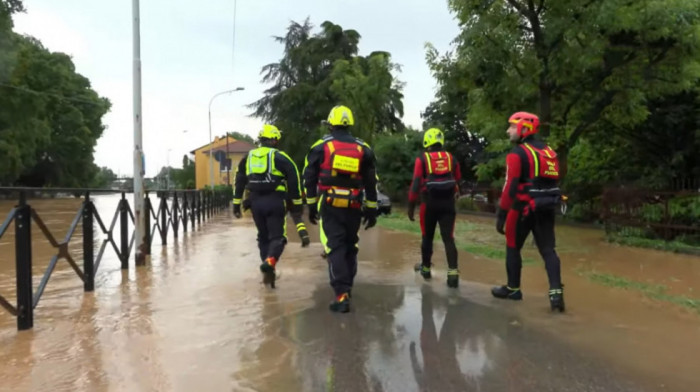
[132,0,147,266]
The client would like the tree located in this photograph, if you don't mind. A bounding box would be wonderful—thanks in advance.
[373,129,423,201]
[566,87,700,198]
[12,37,110,187]
[92,166,117,188]
[249,19,405,165]
[0,3,50,184]
[228,131,255,145]
[171,155,195,189]
[430,0,700,180]
[0,6,110,187]
[1,0,24,15]
[421,58,486,184]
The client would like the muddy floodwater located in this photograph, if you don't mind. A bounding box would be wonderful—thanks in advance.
[0,194,699,391]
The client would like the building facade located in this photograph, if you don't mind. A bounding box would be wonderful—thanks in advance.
[190,136,255,189]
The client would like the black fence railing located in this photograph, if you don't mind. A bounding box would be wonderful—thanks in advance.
[601,184,700,245]
[0,187,231,331]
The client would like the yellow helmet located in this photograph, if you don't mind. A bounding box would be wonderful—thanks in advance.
[258,124,281,140]
[327,105,354,127]
[423,128,444,148]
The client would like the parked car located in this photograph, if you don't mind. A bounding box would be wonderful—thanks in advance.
[377,189,392,215]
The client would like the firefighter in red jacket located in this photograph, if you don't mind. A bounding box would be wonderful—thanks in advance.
[407,128,462,288]
[303,105,378,313]
[493,111,565,312]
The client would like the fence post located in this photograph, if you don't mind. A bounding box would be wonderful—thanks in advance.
[664,197,670,240]
[15,191,33,331]
[206,191,210,219]
[182,192,188,233]
[83,192,95,292]
[202,191,207,221]
[120,192,129,269]
[196,192,202,226]
[210,191,214,216]
[190,193,195,230]
[144,192,152,255]
[172,192,179,238]
[204,191,209,219]
[159,192,168,245]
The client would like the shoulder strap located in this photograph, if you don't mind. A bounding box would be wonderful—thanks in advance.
[423,152,432,175]
[521,143,539,178]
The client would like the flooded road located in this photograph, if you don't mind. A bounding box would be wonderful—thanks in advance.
[0,196,699,391]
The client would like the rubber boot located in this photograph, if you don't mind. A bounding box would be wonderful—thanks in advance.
[260,257,277,289]
[329,293,350,313]
[491,285,523,300]
[447,269,459,288]
[549,287,565,312]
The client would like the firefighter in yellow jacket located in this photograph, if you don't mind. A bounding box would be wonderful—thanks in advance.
[233,124,304,288]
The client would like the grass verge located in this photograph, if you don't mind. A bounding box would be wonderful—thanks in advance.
[606,234,700,255]
[377,213,536,265]
[576,269,700,313]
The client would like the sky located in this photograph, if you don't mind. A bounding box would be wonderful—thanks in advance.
[12,0,460,177]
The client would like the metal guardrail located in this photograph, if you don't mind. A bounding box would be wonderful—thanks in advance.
[0,187,231,331]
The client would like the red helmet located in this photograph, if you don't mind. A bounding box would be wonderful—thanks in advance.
[508,111,539,139]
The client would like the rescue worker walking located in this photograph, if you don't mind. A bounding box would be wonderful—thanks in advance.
[233,124,304,288]
[407,128,462,288]
[303,105,378,313]
[493,112,565,312]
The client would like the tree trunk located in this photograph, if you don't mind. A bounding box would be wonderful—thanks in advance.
[558,146,569,182]
[539,81,552,138]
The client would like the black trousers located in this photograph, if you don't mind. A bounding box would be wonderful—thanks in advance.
[419,199,458,270]
[251,192,287,262]
[504,206,562,289]
[319,200,362,296]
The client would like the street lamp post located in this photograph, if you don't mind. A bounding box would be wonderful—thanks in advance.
[207,87,244,188]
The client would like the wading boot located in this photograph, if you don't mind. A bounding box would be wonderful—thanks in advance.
[549,287,565,312]
[447,269,459,288]
[414,263,432,280]
[260,257,277,289]
[329,293,350,313]
[491,285,523,300]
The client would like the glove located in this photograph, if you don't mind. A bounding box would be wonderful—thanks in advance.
[299,229,310,247]
[242,199,252,212]
[308,203,318,225]
[233,203,242,219]
[407,202,416,222]
[496,208,507,235]
[362,207,377,230]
